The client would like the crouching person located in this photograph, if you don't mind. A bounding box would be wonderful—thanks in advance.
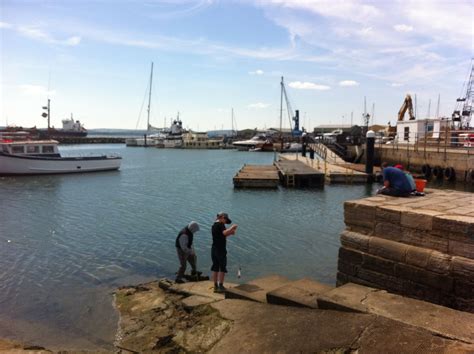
[175,221,200,283]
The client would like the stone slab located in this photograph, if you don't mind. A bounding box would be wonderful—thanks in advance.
[159,279,236,301]
[181,295,218,310]
[318,282,474,344]
[225,275,292,303]
[266,278,334,308]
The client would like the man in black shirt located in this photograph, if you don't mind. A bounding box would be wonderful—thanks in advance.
[211,212,238,293]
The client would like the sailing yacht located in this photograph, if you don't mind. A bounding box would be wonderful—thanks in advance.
[126,62,164,147]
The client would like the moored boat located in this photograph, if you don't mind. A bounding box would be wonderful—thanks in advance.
[0,138,121,175]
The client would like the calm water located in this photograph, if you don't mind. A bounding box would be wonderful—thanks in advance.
[0,145,378,349]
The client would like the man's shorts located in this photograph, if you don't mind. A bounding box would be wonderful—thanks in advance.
[211,247,227,273]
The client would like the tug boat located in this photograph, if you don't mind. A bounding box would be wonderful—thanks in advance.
[0,137,121,175]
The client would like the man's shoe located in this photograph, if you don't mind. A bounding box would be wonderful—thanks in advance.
[214,285,223,293]
[218,284,227,292]
[191,270,203,276]
[175,277,185,284]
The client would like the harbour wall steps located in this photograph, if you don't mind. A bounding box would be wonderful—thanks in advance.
[337,189,474,312]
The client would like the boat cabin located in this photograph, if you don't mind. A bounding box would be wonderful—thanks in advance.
[1,139,61,157]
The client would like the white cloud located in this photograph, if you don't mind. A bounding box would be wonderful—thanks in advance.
[248,102,270,109]
[7,25,82,46]
[249,69,264,75]
[390,83,404,87]
[289,81,330,90]
[65,36,82,46]
[19,84,56,97]
[0,21,13,29]
[339,80,359,87]
[394,24,413,33]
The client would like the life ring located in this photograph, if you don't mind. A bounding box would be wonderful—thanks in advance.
[444,167,456,181]
[432,166,444,179]
[421,164,432,179]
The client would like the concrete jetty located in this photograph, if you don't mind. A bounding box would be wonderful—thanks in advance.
[280,154,369,184]
[233,164,280,188]
[338,189,474,312]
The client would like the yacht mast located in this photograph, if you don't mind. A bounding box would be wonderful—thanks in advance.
[147,62,154,132]
[280,76,284,149]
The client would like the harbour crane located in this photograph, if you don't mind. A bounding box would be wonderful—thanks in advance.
[452,61,473,129]
[280,77,302,137]
[398,94,415,121]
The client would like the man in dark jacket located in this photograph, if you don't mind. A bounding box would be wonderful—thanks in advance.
[211,212,238,293]
[175,221,200,283]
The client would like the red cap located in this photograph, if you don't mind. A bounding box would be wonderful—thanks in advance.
[394,164,403,170]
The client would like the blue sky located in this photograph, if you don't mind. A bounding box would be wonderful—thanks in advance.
[1,0,472,130]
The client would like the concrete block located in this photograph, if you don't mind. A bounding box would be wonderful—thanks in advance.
[375,205,403,224]
[426,251,451,274]
[225,275,291,303]
[431,228,472,242]
[362,253,397,276]
[374,222,403,241]
[338,259,360,277]
[455,298,474,313]
[448,239,474,259]
[433,214,474,235]
[401,228,448,253]
[405,246,432,269]
[344,210,375,229]
[368,236,408,263]
[357,268,403,293]
[395,263,453,292]
[454,279,474,299]
[266,278,334,308]
[346,224,373,235]
[338,246,363,265]
[340,230,370,251]
[317,283,377,313]
[400,210,441,231]
[451,256,474,282]
[363,289,474,343]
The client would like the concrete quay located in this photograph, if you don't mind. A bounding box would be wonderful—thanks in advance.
[280,154,369,184]
[338,188,474,312]
[113,277,474,353]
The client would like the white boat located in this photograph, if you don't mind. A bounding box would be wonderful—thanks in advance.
[232,134,271,151]
[0,138,121,175]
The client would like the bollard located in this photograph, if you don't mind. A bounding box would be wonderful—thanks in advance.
[365,130,375,181]
[309,149,314,159]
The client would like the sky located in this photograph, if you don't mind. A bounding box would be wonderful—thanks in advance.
[1,0,473,131]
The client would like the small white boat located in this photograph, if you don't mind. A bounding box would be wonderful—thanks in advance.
[232,134,271,151]
[0,138,121,175]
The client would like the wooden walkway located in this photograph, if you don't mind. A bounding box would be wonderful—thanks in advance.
[274,159,325,188]
[280,155,368,184]
[233,164,280,188]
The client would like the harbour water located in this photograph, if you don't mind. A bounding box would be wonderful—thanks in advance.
[0,145,377,350]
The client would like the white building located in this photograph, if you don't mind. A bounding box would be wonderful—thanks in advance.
[396,118,450,144]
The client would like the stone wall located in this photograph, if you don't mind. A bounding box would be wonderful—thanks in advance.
[374,145,474,182]
[337,190,474,312]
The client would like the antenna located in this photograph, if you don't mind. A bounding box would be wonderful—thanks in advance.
[436,94,440,118]
[426,99,431,118]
